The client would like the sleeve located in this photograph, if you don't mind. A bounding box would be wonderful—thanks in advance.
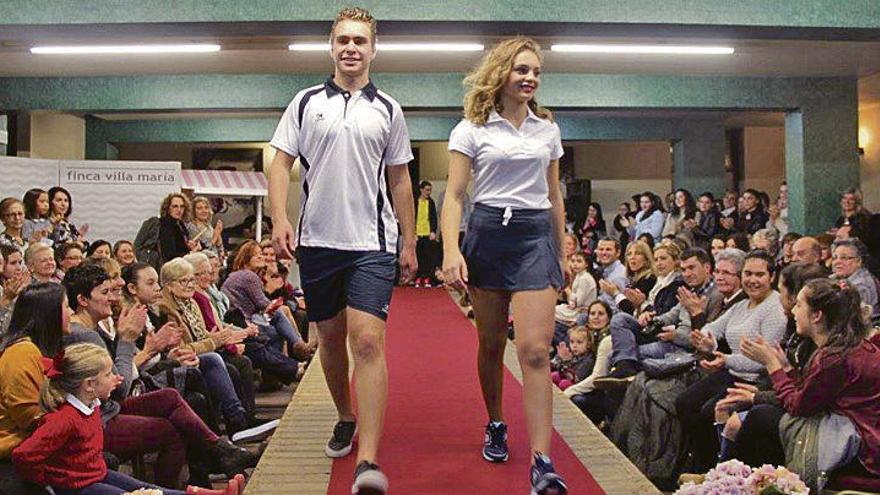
[550,124,564,161]
[384,99,414,166]
[725,304,788,374]
[702,301,736,343]
[65,330,134,400]
[180,337,218,356]
[269,95,301,158]
[428,198,438,233]
[12,413,73,485]
[244,272,272,312]
[0,346,45,431]
[564,336,612,397]
[158,219,176,261]
[448,120,476,158]
[648,211,665,240]
[770,352,847,416]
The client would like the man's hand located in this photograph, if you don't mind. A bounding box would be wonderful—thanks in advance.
[690,330,716,354]
[272,217,297,260]
[657,326,677,342]
[399,242,418,285]
[677,286,707,316]
[699,351,726,373]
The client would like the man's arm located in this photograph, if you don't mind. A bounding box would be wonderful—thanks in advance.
[268,150,298,259]
[388,164,417,283]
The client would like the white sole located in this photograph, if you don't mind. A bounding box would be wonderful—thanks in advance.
[230,419,280,443]
[351,470,388,494]
[482,450,509,463]
[325,443,353,458]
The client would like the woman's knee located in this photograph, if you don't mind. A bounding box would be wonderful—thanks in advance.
[199,352,224,369]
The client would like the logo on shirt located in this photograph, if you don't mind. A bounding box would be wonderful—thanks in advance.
[314,113,325,122]
[380,304,390,316]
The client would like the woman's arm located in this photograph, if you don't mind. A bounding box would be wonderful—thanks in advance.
[770,352,847,416]
[564,336,613,396]
[440,152,473,287]
[12,413,73,485]
[1,345,45,431]
[547,159,565,265]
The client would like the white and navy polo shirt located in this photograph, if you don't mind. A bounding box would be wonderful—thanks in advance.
[448,108,563,210]
[271,78,414,254]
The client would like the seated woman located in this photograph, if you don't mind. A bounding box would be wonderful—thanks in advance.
[21,189,51,246]
[222,241,312,359]
[0,283,68,495]
[55,242,85,280]
[740,278,880,489]
[112,240,137,268]
[184,252,275,438]
[675,250,787,473]
[564,300,614,424]
[158,258,267,441]
[87,240,112,261]
[597,240,657,316]
[24,244,60,284]
[711,262,828,466]
[61,264,257,488]
[46,187,86,246]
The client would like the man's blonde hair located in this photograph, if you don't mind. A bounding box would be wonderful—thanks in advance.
[331,7,377,46]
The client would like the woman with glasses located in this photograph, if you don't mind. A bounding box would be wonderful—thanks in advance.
[157,257,268,441]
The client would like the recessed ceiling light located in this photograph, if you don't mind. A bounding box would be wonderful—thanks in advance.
[550,44,734,55]
[31,44,221,54]
[288,42,483,52]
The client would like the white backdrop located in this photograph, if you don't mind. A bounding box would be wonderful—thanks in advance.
[0,158,181,243]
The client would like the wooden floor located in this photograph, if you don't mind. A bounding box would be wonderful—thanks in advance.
[245,290,660,495]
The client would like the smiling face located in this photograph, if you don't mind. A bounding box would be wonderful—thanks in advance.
[741,258,772,301]
[80,280,115,320]
[330,19,376,80]
[595,240,619,267]
[170,272,196,300]
[587,302,610,330]
[831,245,861,278]
[792,288,817,337]
[714,259,741,297]
[502,49,541,106]
[115,243,136,265]
[30,249,56,279]
[194,201,212,222]
[681,255,710,288]
[51,190,70,217]
[60,247,84,272]
[90,356,122,401]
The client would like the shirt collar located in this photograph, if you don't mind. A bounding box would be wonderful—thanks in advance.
[66,394,100,416]
[486,107,540,126]
[324,76,378,101]
[724,289,744,305]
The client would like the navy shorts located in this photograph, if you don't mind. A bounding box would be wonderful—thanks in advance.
[296,247,397,322]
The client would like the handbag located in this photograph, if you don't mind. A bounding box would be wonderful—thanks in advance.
[641,351,697,378]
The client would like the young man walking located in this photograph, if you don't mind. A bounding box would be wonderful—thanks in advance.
[268,7,416,494]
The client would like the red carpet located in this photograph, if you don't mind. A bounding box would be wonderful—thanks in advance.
[326,287,606,494]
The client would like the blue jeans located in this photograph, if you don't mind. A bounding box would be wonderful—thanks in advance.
[609,313,680,367]
[198,351,246,425]
[255,311,302,348]
[53,470,185,495]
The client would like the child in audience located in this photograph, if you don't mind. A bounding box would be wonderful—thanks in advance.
[12,342,243,495]
[551,326,594,391]
[553,252,597,346]
[22,188,52,246]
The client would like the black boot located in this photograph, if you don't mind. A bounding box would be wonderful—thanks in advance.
[207,438,259,478]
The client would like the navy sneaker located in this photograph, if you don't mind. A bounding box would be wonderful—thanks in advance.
[482,421,509,462]
[530,452,568,495]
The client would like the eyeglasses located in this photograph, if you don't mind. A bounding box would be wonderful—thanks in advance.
[176,277,196,286]
[831,254,859,261]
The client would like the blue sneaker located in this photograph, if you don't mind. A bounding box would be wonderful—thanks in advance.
[482,421,509,462]
[530,452,567,495]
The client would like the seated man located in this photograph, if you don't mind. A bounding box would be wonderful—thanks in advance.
[829,238,880,322]
[597,248,748,385]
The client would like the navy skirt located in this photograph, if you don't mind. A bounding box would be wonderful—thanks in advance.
[462,203,563,291]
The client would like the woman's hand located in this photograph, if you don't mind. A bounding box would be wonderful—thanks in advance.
[741,335,789,373]
[212,219,224,246]
[168,347,199,367]
[117,304,148,342]
[599,278,619,296]
[442,250,469,290]
[210,327,235,346]
[624,288,646,306]
[690,330,716,354]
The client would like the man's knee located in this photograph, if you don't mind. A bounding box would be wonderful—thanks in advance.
[350,329,385,362]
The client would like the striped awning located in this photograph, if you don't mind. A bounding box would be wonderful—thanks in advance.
[181,169,268,197]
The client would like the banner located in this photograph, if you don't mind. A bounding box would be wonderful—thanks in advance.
[0,157,60,200]
[59,161,181,243]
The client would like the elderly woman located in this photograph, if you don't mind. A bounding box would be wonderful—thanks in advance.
[0,198,27,252]
[187,196,224,254]
[184,252,265,430]
[830,238,879,321]
[158,258,261,440]
[24,243,60,284]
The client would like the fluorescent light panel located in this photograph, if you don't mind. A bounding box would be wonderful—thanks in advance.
[288,42,483,52]
[551,44,734,55]
[31,44,221,54]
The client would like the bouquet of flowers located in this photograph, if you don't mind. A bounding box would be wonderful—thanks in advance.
[675,460,809,495]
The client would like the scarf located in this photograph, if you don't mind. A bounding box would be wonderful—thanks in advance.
[175,295,210,342]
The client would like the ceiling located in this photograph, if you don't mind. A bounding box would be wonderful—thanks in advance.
[1,34,880,79]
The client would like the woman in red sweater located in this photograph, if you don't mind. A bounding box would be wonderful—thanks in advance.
[13,342,243,495]
[742,278,880,478]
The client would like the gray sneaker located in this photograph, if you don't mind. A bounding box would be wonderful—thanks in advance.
[325,420,357,458]
[352,461,388,494]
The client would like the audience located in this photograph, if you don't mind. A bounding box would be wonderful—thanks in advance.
[24,244,59,284]
[0,198,28,252]
[112,240,137,267]
[46,187,86,246]
[159,193,197,263]
[633,192,665,242]
[188,196,224,254]
[21,189,51,245]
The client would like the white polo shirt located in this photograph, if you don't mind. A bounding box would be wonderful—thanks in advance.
[448,109,563,210]
[271,78,413,253]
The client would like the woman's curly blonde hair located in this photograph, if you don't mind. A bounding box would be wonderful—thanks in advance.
[463,37,552,125]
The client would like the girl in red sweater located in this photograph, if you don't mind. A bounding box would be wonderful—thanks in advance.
[13,343,243,495]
